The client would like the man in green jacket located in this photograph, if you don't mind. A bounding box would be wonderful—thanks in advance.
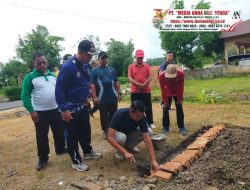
[21,53,66,171]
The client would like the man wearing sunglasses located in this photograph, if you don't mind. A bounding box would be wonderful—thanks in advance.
[21,53,66,171]
[55,40,102,172]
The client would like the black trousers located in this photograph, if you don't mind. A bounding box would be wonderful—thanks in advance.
[34,108,65,162]
[99,101,118,133]
[64,107,92,164]
[131,93,153,125]
[162,96,184,131]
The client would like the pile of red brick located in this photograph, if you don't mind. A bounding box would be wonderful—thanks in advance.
[150,124,226,182]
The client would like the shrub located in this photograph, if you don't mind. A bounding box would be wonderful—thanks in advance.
[196,89,223,104]
[4,86,21,101]
[118,77,128,85]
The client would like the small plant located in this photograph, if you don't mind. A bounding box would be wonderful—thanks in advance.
[233,59,239,66]
[118,77,128,85]
[4,86,21,101]
[36,171,44,179]
[196,89,223,104]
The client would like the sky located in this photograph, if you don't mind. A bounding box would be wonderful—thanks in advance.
[0,0,249,63]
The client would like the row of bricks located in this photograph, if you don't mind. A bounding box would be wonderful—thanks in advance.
[150,124,225,182]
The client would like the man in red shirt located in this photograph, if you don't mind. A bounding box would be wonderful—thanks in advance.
[158,64,187,135]
[128,49,156,131]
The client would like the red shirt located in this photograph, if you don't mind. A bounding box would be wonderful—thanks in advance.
[128,62,152,93]
[158,69,185,104]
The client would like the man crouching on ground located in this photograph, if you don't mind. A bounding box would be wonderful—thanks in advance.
[107,100,159,171]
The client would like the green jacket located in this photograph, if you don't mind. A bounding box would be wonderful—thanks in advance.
[21,69,57,113]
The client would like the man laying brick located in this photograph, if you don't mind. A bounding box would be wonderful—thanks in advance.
[107,100,159,171]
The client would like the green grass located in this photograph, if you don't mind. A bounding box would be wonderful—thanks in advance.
[122,76,250,104]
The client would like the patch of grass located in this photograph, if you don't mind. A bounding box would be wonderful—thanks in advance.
[151,76,250,104]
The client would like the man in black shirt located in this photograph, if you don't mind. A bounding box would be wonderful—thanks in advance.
[107,100,159,171]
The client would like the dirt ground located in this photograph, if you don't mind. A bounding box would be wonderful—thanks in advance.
[157,125,250,190]
[0,102,250,190]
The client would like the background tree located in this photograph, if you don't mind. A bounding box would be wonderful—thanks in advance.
[146,57,165,66]
[159,0,223,69]
[16,25,64,71]
[105,39,134,77]
[0,59,27,86]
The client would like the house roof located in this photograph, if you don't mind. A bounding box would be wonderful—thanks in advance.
[220,19,250,39]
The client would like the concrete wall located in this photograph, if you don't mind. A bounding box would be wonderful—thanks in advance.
[150,65,250,88]
[184,65,250,79]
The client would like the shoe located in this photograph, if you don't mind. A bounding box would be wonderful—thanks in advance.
[179,128,188,136]
[56,147,68,155]
[83,150,102,160]
[115,152,125,161]
[126,146,140,153]
[72,162,89,172]
[161,129,169,135]
[150,124,157,129]
[36,160,48,171]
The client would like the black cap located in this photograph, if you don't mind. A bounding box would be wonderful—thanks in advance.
[98,51,108,59]
[63,54,72,61]
[78,40,97,55]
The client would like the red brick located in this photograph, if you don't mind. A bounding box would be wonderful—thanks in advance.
[177,152,195,163]
[171,155,191,168]
[189,148,203,156]
[203,130,218,137]
[213,124,225,131]
[181,149,201,160]
[153,170,173,182]
[160,161,183,174]
[192,138,210,149]
[208,128,221,135]
[196,136,212,142]
[187,142,207,150]
[202,132,217,140]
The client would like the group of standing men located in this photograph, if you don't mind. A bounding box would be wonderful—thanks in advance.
[21,39,186,173]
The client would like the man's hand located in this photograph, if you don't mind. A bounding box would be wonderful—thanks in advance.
[62,110,72,123]
[176,101,182,106]
[93,97,99,105]
[143,81,149,86]
[151,160,160,172]
[124,152,136,163]
[117,94,122,102]
[30,111,39,123]
[138,83,146,90]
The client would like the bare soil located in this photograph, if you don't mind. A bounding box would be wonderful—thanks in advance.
[0,103,250,189]
[156,125,250,190]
